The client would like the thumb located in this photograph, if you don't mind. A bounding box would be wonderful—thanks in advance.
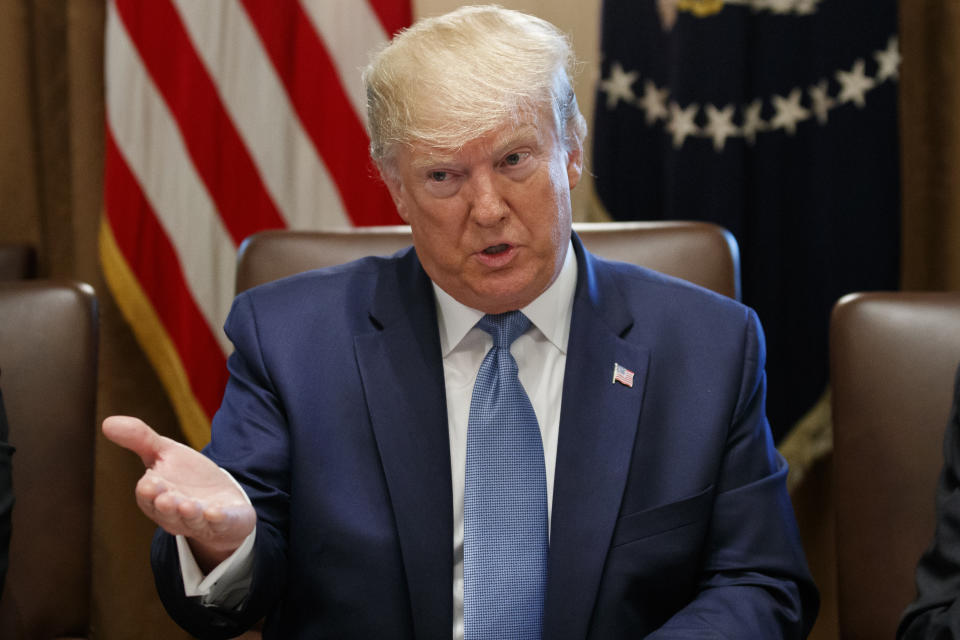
[102,415,167,467]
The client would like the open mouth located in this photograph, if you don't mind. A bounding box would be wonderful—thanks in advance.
[482,244,510,255]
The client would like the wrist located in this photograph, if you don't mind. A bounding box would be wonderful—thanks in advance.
[187,537,240,573]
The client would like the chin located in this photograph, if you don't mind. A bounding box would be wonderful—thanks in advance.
[470,286,536,314]
[458,265,550,312]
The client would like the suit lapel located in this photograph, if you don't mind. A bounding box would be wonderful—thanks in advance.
[354,250,453,638]
[351,241,647,638]
[543,239,649,639]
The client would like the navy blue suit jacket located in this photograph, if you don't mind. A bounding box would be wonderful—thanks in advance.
[152,235,818,638]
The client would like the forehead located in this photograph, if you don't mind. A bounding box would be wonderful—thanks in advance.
[404,115,554,170]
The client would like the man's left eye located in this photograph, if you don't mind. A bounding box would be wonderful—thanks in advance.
[503,153,524,166]
[428,171,448,182]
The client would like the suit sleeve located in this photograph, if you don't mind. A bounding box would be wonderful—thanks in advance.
[898,364,960,639]
[648,309,819,639]
[151,292,291,639]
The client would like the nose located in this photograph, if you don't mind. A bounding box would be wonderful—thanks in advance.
[466,169,508,227]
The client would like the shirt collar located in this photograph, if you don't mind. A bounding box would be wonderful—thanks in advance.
[433,240,578,357]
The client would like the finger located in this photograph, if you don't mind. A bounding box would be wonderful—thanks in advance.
[135,470,167,500]
[205,503,256,539]
[134,490,159,522]
[133,480,190,533]
[134,472,168,516]
[153,488,185,519]
[102,415,167,467]
[178,499,209,531]
[203,503,226,525]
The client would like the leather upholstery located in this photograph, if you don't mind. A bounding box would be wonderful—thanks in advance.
[235,221,741,299]
[227,221,737,640]
[0,281,98,639]
[830,291,960,639]
[0,245,37,281]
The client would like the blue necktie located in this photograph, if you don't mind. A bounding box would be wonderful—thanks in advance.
[464,311,548,640]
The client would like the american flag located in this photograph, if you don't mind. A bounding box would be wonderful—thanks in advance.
[101,0,410,448]
[613,363,635,388]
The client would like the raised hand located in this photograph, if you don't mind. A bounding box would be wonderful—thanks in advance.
[102,415,256,570]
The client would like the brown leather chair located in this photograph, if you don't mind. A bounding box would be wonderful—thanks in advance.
[230,221,737,640]
[235,221,741,299]
[0,281,98,639]
[0,245,37,281]
[830,292,960,639]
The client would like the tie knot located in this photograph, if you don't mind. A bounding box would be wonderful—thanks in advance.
[477,311,531,349]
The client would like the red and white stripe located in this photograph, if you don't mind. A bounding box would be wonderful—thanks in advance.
[103,0,410,446]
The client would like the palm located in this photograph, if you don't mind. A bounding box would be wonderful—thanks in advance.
[149,438,238,503]
[103,415,256,564]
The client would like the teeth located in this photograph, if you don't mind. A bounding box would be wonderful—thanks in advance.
[483,244,509,255]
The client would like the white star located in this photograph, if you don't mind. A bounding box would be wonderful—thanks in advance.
[808,80,835,124]
[639,80,670,125]
[874,36,901,83]
[600,62,639,110]
[741,99,767,145]
[771,88,810,136]
[704,104,738,152]
[836,59,876,108]
[666,102,700,148]
[768,0,795,14]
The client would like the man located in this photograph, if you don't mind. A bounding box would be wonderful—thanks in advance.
[899,363,960,638]
[104,6,817,638]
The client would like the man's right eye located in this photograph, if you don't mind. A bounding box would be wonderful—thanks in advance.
[423,169,461,198]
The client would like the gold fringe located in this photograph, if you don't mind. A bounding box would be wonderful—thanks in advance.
[778,387,833,493]
[99,216,211,449]
[678,0,725,18]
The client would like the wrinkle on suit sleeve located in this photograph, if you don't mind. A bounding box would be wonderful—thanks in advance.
[647,309,819,640]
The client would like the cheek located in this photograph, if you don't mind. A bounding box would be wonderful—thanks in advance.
[550,157,570,193]
[410,210,465,266]
[529,164,572,225]
[396,191,437,227]
[394,201,411,224]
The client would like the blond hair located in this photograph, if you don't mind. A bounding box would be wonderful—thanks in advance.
[363,5,587,174]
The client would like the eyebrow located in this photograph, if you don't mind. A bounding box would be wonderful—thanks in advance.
[409,125,543,171]
[491,125,541,153]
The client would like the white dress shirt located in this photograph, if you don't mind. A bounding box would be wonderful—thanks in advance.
[178,242,578,639]
[436,242,576,639]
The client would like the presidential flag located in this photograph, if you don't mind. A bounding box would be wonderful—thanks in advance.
[593,0,900,441]
[102,0,411,448]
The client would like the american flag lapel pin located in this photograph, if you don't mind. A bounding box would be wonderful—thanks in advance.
[612,362,634,388]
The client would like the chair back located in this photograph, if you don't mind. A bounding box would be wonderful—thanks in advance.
[236,221,740,299]
[0,281,98,640]
[830,291,960,639]
[0,245,37,281]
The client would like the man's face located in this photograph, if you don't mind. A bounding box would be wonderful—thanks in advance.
[385,114,583,314]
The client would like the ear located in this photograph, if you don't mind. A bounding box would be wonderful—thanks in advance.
[565,141,583,190]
